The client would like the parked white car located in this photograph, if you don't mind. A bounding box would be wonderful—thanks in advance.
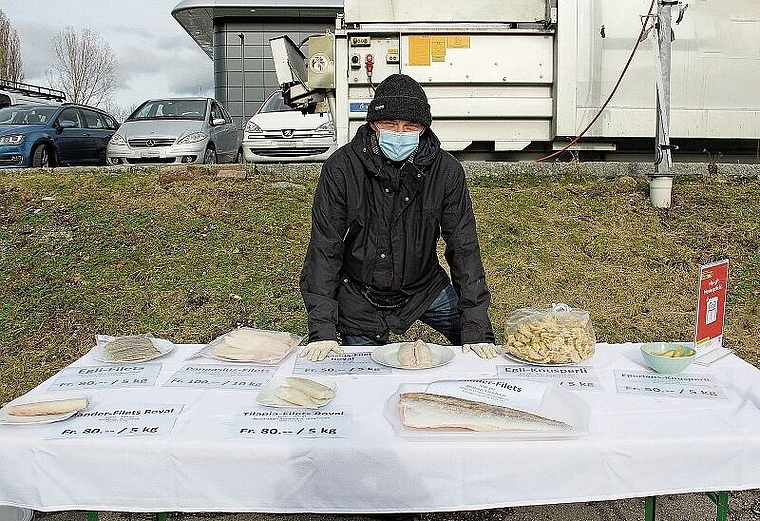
[242,90,336,162]
[107,98,241,165]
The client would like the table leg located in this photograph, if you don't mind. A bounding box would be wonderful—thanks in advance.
[86,513,99,521]
[706,491,729,521]
[645,496,656,521]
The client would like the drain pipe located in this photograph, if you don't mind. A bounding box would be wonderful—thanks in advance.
[650,0,677,208]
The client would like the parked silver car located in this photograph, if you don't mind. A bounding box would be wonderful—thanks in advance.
[107,98,241,165]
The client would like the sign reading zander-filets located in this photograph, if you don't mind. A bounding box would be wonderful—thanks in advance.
[293,352,391,375]
[46,404,184,438]
[497,365,603,391]
[164,364,276,390]
[231,406,352,438]
[48,364,161,391]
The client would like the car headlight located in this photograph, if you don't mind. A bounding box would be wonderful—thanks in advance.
[176,132,208,145]
[109,133,126,146]
[315,121,335,134]
[0,134,25,145]
[245,120,262,133]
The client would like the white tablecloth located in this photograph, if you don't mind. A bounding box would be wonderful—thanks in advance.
[1,342,760,513]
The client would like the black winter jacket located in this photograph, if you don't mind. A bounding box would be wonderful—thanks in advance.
[300,124,494,344]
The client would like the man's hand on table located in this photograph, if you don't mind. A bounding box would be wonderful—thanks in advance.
[300,340,345,362]
[463,343,501,359]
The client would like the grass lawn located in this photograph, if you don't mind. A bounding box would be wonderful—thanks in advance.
[1,163,758,404]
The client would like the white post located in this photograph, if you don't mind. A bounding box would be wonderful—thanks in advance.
[238,33,246,129]
[651,1,675,208]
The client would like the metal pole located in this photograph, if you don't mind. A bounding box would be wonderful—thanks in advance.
[651,0,675,208]
[238,33,245,128]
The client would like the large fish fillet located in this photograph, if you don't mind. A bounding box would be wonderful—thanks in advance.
[398,392,571,432]
[213,330,292,362]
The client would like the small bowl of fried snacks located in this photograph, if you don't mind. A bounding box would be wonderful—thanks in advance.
[640,342,696,374]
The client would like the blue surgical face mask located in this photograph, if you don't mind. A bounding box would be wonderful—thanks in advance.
[377,129,421,162]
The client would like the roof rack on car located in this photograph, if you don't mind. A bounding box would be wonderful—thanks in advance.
[0,79,67,102]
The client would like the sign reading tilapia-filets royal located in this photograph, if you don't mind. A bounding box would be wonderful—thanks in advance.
[48,364,161,391]
[163,364,276,390]
[231,405,352,439]
[45,403,184,439]
[695,259,729,352]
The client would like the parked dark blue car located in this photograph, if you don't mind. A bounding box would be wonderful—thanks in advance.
[0,103,118,168]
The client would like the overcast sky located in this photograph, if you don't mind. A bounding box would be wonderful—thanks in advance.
[2,0,214,113]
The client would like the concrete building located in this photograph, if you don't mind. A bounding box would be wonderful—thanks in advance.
[172,0,342,127]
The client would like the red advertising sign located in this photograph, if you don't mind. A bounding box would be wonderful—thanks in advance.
[694,259,729,351]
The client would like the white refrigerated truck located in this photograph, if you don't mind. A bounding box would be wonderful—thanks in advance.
[271,0,759,160]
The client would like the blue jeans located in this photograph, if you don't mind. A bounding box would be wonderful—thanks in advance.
[342,285,461,346]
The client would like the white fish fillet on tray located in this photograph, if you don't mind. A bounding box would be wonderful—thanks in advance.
[398,392,571,432]
[8,397,88,417]
[192,328,303,364]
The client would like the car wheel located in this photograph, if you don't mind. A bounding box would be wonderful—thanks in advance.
[203,147,217,164]
[31,144,54,168]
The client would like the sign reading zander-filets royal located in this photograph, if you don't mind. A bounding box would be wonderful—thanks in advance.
[164,364,276,390]
[293,351,391,375]
[497,365,603,391]
[45,404,184,439]
[231,406,353,438]
[48,364,161,391]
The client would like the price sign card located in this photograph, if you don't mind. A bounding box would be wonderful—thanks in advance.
[614,370,726,400]
[497,364,603,391]
[293,352,391,375]
[163,364,276,390]
[231,405,352,439]
[425,379,546,412]
[46,403,184,439]
[48,364,161,391]
[695,259,729,351]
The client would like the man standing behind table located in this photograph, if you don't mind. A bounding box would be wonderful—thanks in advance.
[299,74,498,361]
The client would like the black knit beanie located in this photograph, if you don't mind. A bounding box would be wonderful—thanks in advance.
[366,74,432,127]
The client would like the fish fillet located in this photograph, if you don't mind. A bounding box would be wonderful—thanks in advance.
[8,397,88,417]
[285,377,335,401]
[398,340,433,368]
[104,336,161,362]
[398,392,571,432]
[276,386,318,408]
[213,331,292,362]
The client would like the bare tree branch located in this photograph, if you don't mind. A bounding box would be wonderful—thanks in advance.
[0,10,24,82]
[46,26,118,108]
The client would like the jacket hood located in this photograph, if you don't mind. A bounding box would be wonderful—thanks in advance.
[350,123,441,174]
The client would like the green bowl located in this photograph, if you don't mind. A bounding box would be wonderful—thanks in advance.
[640,342,696,374]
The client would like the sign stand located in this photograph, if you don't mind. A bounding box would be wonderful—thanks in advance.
[694,259,729,352]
